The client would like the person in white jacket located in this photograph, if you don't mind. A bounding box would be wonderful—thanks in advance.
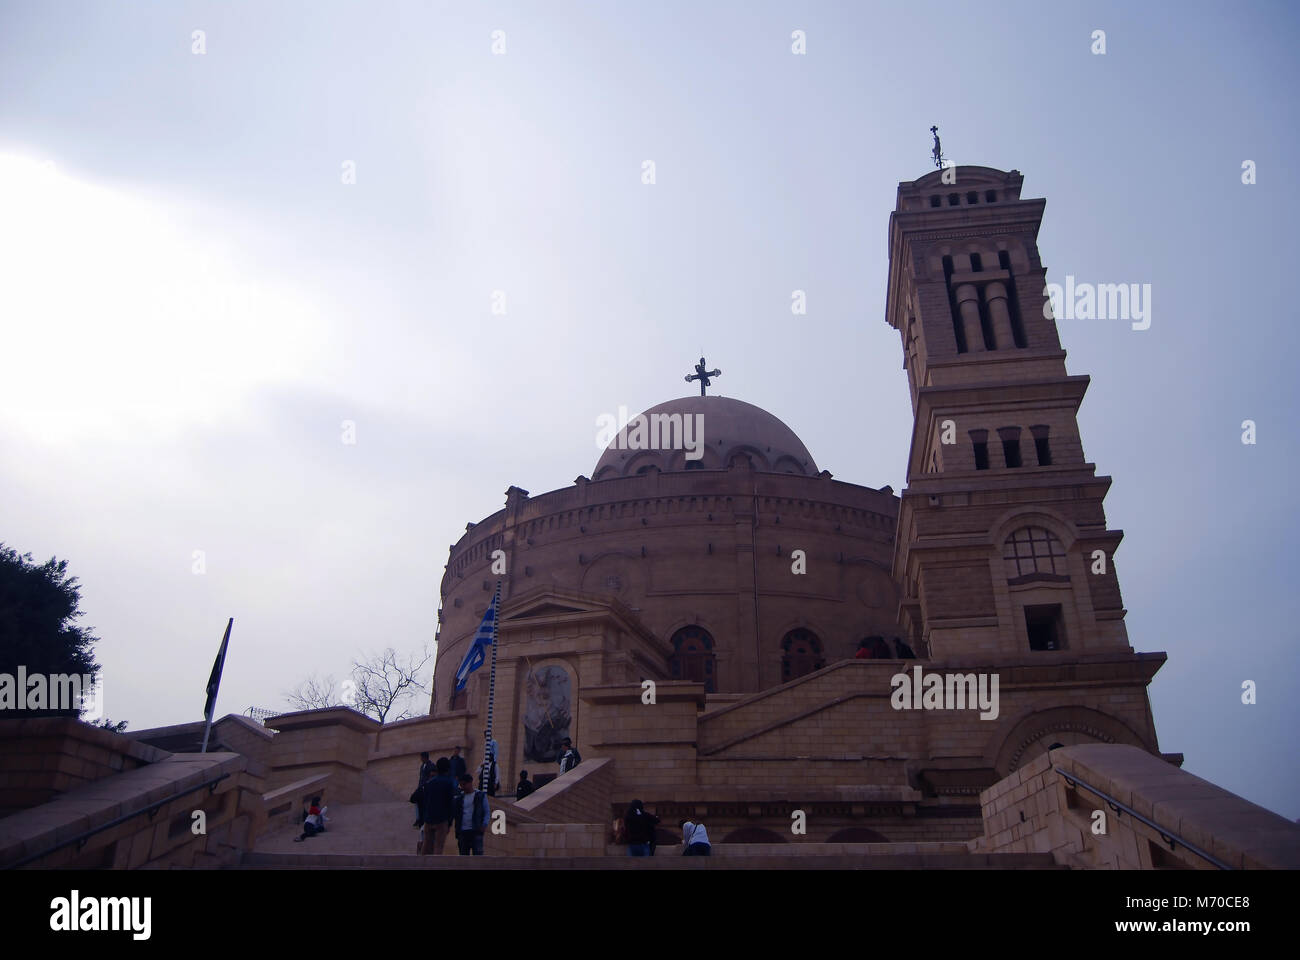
[681,820,711,856]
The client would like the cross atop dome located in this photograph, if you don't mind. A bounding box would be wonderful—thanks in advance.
[685,356,721,396]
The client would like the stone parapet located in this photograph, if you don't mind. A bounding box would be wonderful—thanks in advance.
[976,744,1300,869]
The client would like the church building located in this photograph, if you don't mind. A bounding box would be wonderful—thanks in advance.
[427,165,1171,844]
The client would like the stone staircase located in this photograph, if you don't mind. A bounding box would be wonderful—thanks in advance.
[236,799,1062,868]
[235,848,1061,869]
[252,800,430,857]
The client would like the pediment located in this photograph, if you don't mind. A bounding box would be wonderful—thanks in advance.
[505,601,587,619]
[500,587,612,622]
[495,586,663,649]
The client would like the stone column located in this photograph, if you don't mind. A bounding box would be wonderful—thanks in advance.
[985,281,1017,350]
[954,284,985,352]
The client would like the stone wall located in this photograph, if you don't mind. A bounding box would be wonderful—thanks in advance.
[514,756,614,825]
[433,468,902,713]
[0,719,265,870]
[364,713,474,800]
[975,743,1300,869]
[491,822,608,858]
[0,718,167,817]
[131,715,274,769]
[263,707,379,804]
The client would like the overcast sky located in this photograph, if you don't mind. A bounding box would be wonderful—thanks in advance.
[1,1,1297,819]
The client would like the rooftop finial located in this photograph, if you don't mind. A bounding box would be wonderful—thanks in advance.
[930,125,945,169]
[684,356,721,396]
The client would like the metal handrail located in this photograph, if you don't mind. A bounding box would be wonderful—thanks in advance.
[4,772,231,870]
[1053,766,1231,870]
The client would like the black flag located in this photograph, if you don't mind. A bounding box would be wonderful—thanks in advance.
[204,618,233,722]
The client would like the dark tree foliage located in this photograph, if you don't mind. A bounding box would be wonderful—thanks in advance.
[0,543,101,718]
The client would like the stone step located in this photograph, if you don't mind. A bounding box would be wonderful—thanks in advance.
[234,850,1063,870]
[603,841,981,857]
[254,800,432,857]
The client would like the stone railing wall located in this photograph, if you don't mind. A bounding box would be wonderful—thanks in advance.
[973,743,1300,869]
[0,746,264,869]
[0,718,168,817]
[513,756,615,825]
[261,773,332,832]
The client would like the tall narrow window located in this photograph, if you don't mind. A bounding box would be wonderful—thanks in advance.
[998,427,1023,468]
[977,288,995,349]
[929,195,941,208]
[985,190,997,202]
[998,250,1028,347]
[943,255,967,353]
[970,252,983,272]
[1031,425,1052,466]
[947,194,960,206]
[966,191,979,204]
[970,429,990,470]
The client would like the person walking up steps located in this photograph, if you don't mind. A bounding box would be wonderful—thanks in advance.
[453,772,491,856]
[418,757,457,855]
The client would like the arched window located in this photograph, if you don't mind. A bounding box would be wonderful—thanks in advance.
[781,628,824,682]
[826,827,890,843]
[1004,526,1068,579]
[670,626,717,694]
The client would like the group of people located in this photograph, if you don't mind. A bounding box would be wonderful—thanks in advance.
[618,801,712,857]
[411,749,493,856]
[409,737,583,856]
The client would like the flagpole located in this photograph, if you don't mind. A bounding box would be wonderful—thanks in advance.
[201,617,233,754]
[481,580,502,792]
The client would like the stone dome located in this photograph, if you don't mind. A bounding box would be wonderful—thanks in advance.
[592,396,819,479]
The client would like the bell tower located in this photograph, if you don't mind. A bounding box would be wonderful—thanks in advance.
[885,166,1129,660]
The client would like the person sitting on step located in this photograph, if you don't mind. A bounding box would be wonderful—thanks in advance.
[295,797,328,842]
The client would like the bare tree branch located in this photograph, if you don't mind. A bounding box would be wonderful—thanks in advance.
[285,673,342,712]
[349,644,432,723]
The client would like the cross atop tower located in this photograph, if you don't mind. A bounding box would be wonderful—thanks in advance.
[684,357,721,396]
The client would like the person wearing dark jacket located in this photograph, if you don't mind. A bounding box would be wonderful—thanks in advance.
[413,751,436,826]
[449,745,468,783]
[557,737,582,775]
[623,800,660,857]
[516,770,535,801]
[418,758,457,855]
[453,773,491,855]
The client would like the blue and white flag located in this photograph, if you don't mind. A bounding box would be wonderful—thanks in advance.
[454,590,498,692]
